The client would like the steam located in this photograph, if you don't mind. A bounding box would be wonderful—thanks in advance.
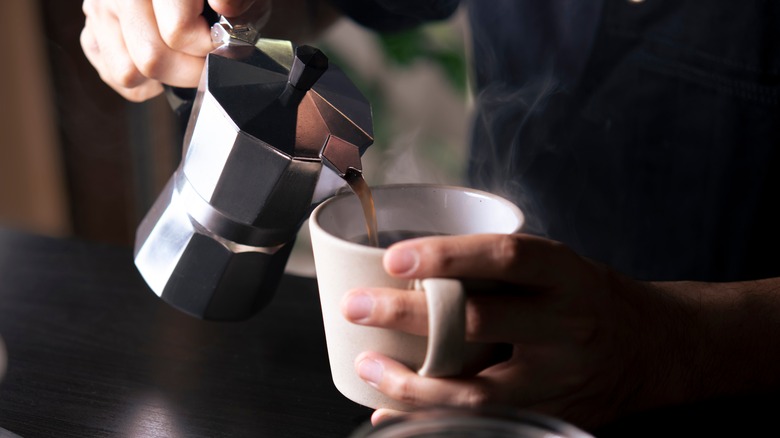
[462,0,601,238]
[373,127,427,184]
[370,126,461,186]
[468,76,562,238]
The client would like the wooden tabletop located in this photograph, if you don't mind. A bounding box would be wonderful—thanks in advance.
[0,228,371,437]
[3,228,780,437]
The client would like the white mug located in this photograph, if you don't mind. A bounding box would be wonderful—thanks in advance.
[309,184,525,410]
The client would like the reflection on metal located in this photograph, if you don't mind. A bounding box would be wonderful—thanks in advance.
[211,16,261,47]
[134,18,373,321]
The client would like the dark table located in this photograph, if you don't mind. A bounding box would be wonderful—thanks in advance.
[2,228,780,438]
[0,228,372,437]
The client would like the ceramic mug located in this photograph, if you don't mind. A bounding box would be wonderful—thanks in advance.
[309,184,525,410]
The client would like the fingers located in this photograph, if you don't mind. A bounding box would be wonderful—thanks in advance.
[81,12,163,101]
[81,1,145,88]
[358,350,619,430]
[342,286,579,343]
[356,352,491,408]
[115,1,207,88]
[371,409,404,425]
[355,351,522,412]
[345,235,564,340]
[80,0,278,102]
[342,288,429,336]
[81,0,211,101]
[346,234,602,343]
[384,234,582,288]
[153,0,214,56]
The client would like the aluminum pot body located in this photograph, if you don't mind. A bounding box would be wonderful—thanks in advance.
[134,38,373,321]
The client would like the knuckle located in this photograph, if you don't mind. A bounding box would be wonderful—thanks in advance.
[82,0,97,17]
[492,234,521,269]
[122,85,161,103]
[83,0,114,18]
[456,385,491,407]
[388,378,420,406]
[464,301,488,336]
[112,63,145,89]
[134,47,167,80]
[158,17,188,49]
[387,295,415,324]
[79,28,97,55]
[423,245,457,273]
[548,238,571,255]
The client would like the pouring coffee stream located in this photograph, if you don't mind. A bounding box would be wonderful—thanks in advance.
[134,13,375,320]
[345,170,380,248]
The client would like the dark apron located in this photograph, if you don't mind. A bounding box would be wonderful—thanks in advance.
[467,0,780,281]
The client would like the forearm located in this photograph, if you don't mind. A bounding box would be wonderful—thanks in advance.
[687,278,780,396]
[627,277,780,412]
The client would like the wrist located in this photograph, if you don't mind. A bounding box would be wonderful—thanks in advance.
[610,277,706,415]
[618,277,780,414]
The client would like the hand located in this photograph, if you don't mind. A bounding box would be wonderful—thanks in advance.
[340,233,693,430]
[80,0,271,102]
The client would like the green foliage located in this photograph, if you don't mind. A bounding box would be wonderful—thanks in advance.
[317,19,469,185]
[378,29,467,94]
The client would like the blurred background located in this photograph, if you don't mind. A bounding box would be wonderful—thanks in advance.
[0,1,470,275]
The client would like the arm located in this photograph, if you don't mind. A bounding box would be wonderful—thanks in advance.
[341,233,780,431]
[641,277,780,407]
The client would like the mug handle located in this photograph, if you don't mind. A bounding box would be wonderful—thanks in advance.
[416,278,466,377]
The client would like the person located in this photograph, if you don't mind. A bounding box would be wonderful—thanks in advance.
[80,0,780,434]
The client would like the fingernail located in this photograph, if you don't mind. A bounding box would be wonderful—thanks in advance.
[344,292,373,322]
[357,357,383,386]
[384,247,419,276]
[372,409,400,425]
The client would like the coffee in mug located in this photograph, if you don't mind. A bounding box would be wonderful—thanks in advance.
[349,230,450,248]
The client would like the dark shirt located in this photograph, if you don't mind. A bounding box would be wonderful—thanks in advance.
[334,0,780,282]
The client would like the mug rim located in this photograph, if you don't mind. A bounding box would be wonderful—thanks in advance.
[309,183,524,252]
